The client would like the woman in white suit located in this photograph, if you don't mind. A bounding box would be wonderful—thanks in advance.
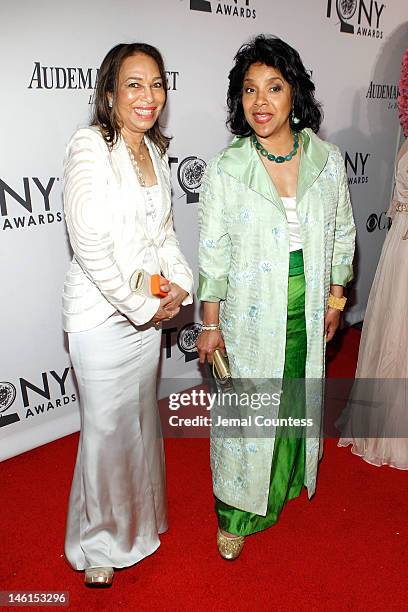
[62,43,193,586]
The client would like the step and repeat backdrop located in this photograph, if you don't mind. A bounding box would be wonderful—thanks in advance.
[1,0,407,459]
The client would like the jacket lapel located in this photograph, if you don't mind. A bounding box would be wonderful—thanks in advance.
[219,136,286,215]
[296,128,329,205]
[145,138,170,211]
[111,136,147,229]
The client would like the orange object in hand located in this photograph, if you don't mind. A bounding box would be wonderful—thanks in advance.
[151,274,169,298]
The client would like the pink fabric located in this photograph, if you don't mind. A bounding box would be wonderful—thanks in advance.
[339,143,408,469]
[398,48,408,137]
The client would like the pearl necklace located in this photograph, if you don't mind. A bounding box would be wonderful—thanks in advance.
[252,132,300,163]
[126,142,146,187]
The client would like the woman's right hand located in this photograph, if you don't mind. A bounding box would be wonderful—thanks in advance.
[196,330,225,364]
[151,294,180,324]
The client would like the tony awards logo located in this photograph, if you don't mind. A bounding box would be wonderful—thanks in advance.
[0,382,20,427]
[190,0,212,11]
[326,0,385,38]
[330,0,357,33]
[177,157,206,203]
[190,0,256,19]
[177,323,202,362]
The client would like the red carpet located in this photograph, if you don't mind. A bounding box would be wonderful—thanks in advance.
[1,328,407,611]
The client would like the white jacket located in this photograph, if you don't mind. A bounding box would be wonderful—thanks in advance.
[62,127,193,332]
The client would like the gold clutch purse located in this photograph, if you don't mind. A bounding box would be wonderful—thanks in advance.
[212,349,231,383]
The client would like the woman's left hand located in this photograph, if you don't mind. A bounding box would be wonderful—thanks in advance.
[324,307,341,342]
[162,282,189,312]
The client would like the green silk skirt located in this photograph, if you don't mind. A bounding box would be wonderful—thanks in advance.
[216,249,306,536]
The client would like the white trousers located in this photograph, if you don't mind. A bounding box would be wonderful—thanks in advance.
[65,314,167,570]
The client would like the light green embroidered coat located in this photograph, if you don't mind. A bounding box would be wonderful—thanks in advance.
[198,129,355,515]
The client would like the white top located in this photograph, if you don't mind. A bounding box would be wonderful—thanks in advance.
[141,184,160,274]
[142,184,160,227]
[281,196,302,252]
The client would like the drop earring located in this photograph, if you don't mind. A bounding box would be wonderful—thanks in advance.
[108,99,113,108]
[291,109,300,125]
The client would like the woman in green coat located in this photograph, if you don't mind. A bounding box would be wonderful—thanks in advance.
[196,35,355,560]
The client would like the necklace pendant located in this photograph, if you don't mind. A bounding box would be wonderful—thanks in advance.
[126,143,146,187]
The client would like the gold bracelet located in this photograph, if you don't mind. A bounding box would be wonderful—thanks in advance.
[201,323,221,331]
[328,293,347,311]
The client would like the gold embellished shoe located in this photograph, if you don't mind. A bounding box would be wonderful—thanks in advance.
[217,528,245,560]
[84,567,114,587]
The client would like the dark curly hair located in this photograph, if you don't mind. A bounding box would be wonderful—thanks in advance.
[91,42,170,155]
[227,34,323,136]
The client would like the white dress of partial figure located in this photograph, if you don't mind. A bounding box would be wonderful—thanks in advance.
[338,140,408,469]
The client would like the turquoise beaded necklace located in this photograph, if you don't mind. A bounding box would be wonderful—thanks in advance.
[252,131,299,163]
